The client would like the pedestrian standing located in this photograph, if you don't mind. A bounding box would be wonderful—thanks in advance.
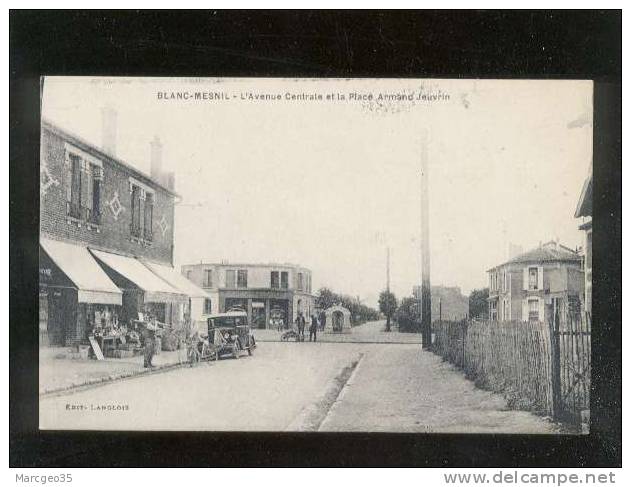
[309,314,318,342]
[296,312,306,341]
[143,324,156,368]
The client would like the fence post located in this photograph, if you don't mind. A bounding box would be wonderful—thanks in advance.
[549,299,563,421]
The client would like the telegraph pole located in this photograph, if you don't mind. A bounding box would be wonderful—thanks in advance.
[386,245,391,332]
[386,246,390,293]
[420,130,432,349]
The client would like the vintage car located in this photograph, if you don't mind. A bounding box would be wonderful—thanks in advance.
[207,310,256,359]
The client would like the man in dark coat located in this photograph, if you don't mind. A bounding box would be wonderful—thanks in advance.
[309,314,319,342]
[296,312,306,341]
[143,324,156,368]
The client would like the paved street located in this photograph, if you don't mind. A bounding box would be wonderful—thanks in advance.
[40,321,557,433]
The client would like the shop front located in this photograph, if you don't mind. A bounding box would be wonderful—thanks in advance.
[219,289,293,330]
[39,238,123,347]
[142,259,211,327]
[90,249,187,328]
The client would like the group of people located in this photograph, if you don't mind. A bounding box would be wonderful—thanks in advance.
[294,312,321,342]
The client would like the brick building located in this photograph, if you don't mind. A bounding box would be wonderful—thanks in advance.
[487,241,584,323]
[180,262,315,329]
[39,117,207,347]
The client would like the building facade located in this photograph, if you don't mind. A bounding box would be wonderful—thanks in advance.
[181,262,315,329]
[575,173,592,314]
[39,119,207,347]
[487,241,584,323]
[412,285,469,322]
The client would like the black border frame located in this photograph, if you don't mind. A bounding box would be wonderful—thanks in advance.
[10,10,621,467]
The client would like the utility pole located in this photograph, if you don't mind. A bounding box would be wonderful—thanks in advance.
[420,130,432,349]
[385,246,391,331]
[386,246,390,293]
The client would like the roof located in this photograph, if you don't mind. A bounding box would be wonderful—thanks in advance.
[90,249,185,302]
[40,238,122,305]
[41,119,179,198]
[143,261,210,299]
[488,241,581,271]
[574,175,592,218]
[181,262,311,271]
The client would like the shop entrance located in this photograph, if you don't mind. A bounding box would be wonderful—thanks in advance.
[332,310,344,332]
[270,299,289,330]
[47,289,74,346]
[252,301,266,329]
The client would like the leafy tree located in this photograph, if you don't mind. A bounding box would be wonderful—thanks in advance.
[315,288,379,326]
[379,290,398,332]
[395,296,421,333]
[469,288,489,319]
[315,287,338,311]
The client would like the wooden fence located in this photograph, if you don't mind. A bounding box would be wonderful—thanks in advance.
[432,313,590,428]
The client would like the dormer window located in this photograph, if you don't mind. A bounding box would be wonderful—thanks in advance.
[528,267,539,290]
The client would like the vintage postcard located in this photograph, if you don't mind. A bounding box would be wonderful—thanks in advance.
[38,77,592,433]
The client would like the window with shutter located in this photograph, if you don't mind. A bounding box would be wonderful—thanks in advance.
[130,186,142,238]
[91,167,102,224]
[281,271,288,289]
[226,270,236,288]
[69,154,82,219]
[528,267,539,290]
[237,270,248,288]
[144,193,154,241]
[204,269,212,287]
[271,271,279,289]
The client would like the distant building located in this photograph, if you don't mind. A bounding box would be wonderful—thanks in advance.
[412,285,468,322]
[180,262,315,329]
[487,241,584,323]
[575,173,592,314]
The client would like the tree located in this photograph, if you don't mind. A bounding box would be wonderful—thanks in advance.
[469,288,489,319]
[395,296,421,333]
[379,290,398,332]
[315,287,380,326]
[315,287,338,311]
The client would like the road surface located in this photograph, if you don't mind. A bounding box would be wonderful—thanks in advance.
[40,321,557,433]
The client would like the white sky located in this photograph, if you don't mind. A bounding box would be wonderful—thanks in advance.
[42,77,592,307]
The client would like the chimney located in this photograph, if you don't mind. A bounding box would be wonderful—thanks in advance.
[150,135,163,183]
[165,171,175,191]
[508,243,524,260]
[101,106,118,156]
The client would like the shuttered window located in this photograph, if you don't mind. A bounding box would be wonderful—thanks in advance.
[144,193,153,241]
[281,271,289,289]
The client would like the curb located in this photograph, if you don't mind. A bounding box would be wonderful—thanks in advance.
[39,359,192,398]
[285,352,364,432]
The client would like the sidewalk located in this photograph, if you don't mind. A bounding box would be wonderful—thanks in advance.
[318,345,559,433]
[253,320,423,344]
[39,347,188,395]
